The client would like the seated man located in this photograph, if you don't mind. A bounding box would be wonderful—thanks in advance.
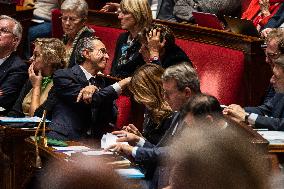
[224,54,284,131]
[262,28,284,103]
[0,15,28,112]
[180,93,228,130]
[48,36,130,140]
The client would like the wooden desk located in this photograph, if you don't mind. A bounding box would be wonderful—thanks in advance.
[0,126,38,189]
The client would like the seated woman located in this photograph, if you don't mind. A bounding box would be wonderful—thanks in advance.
[60,0,94,68]
[139,23,192,68]
[8,38,66,119]
[121,64,173,145]
[242,0,284,30]
[110,0,153,78]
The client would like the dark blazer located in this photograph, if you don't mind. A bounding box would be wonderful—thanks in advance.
[0,52,28,112]
[135,112,182,189]
[142,112,174,145]
[263,3,284,29]
[111,32,144,78]
[48,65,118,140]
[7,80,57,120]
[245,93,284,131]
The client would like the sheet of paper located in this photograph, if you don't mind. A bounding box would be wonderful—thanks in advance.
[115,168,145,179]
[258,131,284,144]
[82,150,113,156]
[0,116,51,123]
[101,133,128,149]
[53,145,90,152]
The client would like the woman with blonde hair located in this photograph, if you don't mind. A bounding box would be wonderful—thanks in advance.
[105,0,153,78]
[127,64,173,145]
[8,38,66,119]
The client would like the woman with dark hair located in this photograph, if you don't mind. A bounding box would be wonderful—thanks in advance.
[8,38,66,119]
[139,23,192,68]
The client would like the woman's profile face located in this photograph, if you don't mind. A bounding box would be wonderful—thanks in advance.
[118,9,136,31]
[61,10,85,38]
[30,45,44,74]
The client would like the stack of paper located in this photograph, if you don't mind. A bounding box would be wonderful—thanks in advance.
[258,131,284,144]
[53,146,91,156]
[101,133,128,149]
[0,116,51,123]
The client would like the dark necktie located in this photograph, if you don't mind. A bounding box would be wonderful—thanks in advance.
[89,77,96,85]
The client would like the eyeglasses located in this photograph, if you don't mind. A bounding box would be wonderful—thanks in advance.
[60,16,82,23]
[266,51,281,60]
[98,48,108,55]
[0,27,13,35]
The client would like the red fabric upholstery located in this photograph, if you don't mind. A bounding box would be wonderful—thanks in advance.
[51,9,63,39]
[241,0,253,12]
[176,39,245,105]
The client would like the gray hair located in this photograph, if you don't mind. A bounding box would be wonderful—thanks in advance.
[274,54,284,69]
[75,36,100,64]
[61,0,89,18]
[0,15,23,43]
[162,63,200,93]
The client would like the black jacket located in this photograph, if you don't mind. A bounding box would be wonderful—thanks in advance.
[0,52,28,112]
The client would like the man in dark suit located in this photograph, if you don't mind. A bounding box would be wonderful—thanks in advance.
[107,63,201,189]
[224,54,284,131]
[0,15,28,112]
[48,36,130,140]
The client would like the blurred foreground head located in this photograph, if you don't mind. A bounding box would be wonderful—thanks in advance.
[169,127,270,189]
[40,157,128,189]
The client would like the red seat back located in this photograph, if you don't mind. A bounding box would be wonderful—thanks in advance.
[176,39,245,105]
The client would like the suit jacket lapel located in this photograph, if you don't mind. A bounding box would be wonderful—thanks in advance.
[0,53,14,83]
[157,112,180,146]
[71,64,89,86]
[156,0,163,17]
[272,94,284,118]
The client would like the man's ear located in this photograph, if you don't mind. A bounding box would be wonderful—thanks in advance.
[184,87,192,98]
[82,49,90,60]
[12,37,20,49]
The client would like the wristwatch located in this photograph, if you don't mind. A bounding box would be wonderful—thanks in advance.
[244,113,250,124]
[149,56,159,63]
